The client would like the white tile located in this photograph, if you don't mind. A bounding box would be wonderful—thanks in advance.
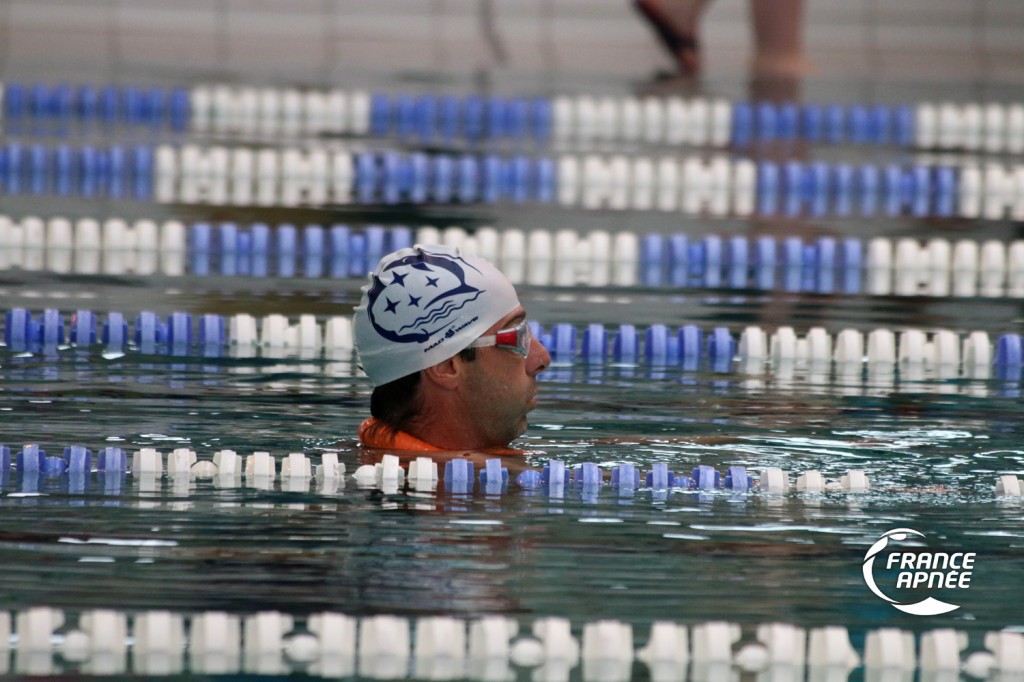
[6,26,112,74]
[119,31,222,73]
[117,1,221,34]
[876,24,978,52]
[9,0,111,28]
[225,0,330,34]
[805,24,868,51]
[983,26,1024,54]
[805,0,870,24]
[552,43,669,77]
[875,0,974,24]
[878,50,986,82]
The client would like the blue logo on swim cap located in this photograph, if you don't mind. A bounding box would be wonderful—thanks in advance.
[366,250,485,344]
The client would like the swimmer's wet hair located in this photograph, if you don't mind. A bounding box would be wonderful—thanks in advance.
[370,347,477,433]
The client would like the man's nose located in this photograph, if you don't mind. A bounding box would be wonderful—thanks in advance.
[528,337,551,375]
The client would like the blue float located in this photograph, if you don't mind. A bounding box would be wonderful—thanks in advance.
[78,86,102,119]
[103,312,128,350]
[355,153,378,204]
[893,105,915,147]
[849,105,870,145]
[303,225,325,279]
[380,152,402,205]
[935,166,956,217]
[509,156,531,204]
[516,469,543,489]
[724,466,753,491]
[995,334,1022,380]
[18,445,45,473]
[135,311,164,349]
[679,324,702,371]
[757,161,779,216]
[432,155,455,203]
[778,102,799,140]
[463,96,484,142]
[250,224,271,278]
[482,154,504,203]
[641,233,665,286]
[541,460,569,487]
[277,224,298,278]
[613,324,639,363]
[479,458,509,485]
[444,459,475,494]
[456,155,479,203]
[5,308,33,351]
[581,324,607,363]
[438,96,460,141]
[858,165,879,216]
[646,462,676,489]
[29,145,49,195]
[71,310,97,346]
[199,315,225,348]
[708,327,734,373]
[486,97,507,140]
[532,98,553,141]
[802,104,823,142]
[215,223,239,276]
[369,93,391,137]
[65,445,92,475]
[37,309,64,346]
[824,104,846,144]
[97,447,128,473]
[506,98,529,140]
[43,456,68,477]
[692,465,720,490]
[756,102,778,141]
[611,463,641,488]
[572,462,603,488]
[395,94,416,140]
[731,103,753,147]
[536,157,554,201]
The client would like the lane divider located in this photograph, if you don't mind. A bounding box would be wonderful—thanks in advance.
[4,216,1024,298]
[4,445,1021,501]
[0,605,1021,678]
[11,141,1024,221]
[6,81,1024,155]
[6,138,1024,221]
[2,308,1023,381]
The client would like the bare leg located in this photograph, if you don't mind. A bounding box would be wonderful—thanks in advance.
[634,0,713,75]
[749,0,811,78]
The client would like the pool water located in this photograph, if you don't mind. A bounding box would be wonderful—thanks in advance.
[2,276,1024,665]
[3,6,1024,671]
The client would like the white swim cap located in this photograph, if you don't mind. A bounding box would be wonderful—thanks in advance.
[353,244,521,386]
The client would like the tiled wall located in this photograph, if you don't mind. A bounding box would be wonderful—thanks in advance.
[0,0,1021,97]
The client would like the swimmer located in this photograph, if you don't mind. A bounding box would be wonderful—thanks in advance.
[353,244,551,455]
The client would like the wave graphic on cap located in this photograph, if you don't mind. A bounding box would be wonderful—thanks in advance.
[366,250,485,344]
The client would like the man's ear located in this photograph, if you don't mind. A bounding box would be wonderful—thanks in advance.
[421,355,462,391]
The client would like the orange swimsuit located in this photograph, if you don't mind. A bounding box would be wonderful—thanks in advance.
[357,417,524,456]
[358,417,443,451]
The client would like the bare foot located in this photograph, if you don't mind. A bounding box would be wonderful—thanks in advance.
[634,0,712,76]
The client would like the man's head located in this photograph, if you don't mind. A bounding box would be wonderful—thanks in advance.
[353,244,550,449]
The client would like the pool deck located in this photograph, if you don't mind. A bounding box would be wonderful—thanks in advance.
[1,0,1022,102]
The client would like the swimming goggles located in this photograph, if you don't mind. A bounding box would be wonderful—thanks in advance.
[467,320,532,358]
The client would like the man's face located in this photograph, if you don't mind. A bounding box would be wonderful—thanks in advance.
[460,306,551,447]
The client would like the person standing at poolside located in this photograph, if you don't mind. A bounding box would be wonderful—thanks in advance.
[353,244,551,453]
[634,0,811,80]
